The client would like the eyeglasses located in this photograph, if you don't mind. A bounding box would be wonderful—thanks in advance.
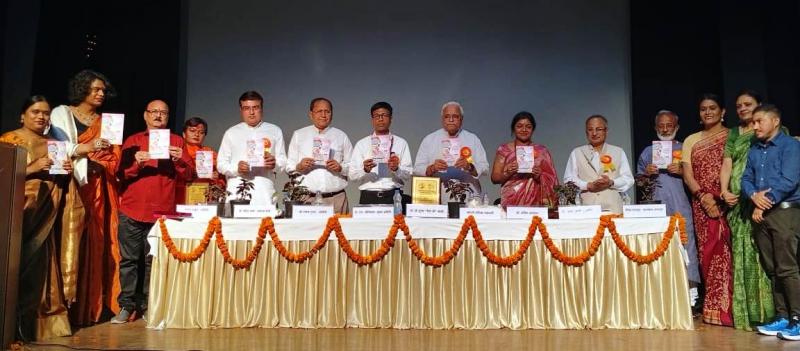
[586,128,607,133]
[147,109,169,116]
[443,114,461,121]
[241,105,262,112]
[372,113,391,119]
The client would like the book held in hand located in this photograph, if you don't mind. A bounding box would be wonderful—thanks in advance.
[100,113,125,145]
[196,150,214,179]
[47,140,68,175]
[246,139,264,167]
[652,141,672,169]
[516,145,534,173]
[148,129,170,159]
[440,138,461,166]
[312,136,331,165]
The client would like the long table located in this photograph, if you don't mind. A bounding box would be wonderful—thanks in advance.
[145,216,692,330]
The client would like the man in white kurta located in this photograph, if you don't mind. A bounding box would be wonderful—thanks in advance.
[563,115,633,213]
[217,91,287,206]
[413,101,489,201]
[286,97,353,213]
[349,102,413,205]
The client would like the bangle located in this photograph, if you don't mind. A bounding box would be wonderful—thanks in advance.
[693,190,704,199]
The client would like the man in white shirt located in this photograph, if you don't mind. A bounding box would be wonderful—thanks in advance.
[286,97,353,213]
[349,102,413,206]
[217,91,287,206]
[563,114,633,213]
[413,101,489,201]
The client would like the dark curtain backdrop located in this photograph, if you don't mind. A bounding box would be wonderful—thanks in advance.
[631,0,800,159]
[28,0,181,138]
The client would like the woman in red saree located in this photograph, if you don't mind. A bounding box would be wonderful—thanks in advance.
[682,93,733,326]
[49,70,121,325]
[491,111,558,207]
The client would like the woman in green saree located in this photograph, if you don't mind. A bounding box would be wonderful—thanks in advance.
[719,90,775,330]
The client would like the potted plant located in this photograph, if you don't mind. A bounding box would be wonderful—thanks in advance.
[205,183,231,217]
[282,172,312,218]
[229,178,255,214]
[444,179,473,218]
[635,174,661,204]
[551,181,580,219]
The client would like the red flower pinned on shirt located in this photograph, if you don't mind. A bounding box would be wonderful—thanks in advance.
[460,147,474,164]
[600,154,616,173]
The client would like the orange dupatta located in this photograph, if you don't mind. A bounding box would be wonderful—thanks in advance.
[72,118,122,324]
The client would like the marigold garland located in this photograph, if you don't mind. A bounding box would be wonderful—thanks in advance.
[158,212,688,269]
[607,212,688,265]
[159,216,216,263]
[403,216,469,267]
[472,216,540,267]
[333,215,400,265]
[214,217,269,269]
[267,217,330,263]
[537,215,611,267]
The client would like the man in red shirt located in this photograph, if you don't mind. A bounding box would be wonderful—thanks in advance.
[112,100,193,323]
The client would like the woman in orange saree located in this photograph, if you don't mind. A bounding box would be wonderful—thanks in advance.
[49,70,121,325]
[682,93,734,326]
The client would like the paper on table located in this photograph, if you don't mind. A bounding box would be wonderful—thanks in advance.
[101,113,125,145]
[652,141,672,169]
[148,129,170,159]
[47,140,68,175]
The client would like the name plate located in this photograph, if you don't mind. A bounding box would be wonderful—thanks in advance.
[558,205,602,219]
[506,207,549,220]
[623,204,667,218]
[233,205,275,218]
[406,204,448,218]
[459,207,502,220]
[352,206,395,219]
[292,205,335,219]
[176,205,218,220]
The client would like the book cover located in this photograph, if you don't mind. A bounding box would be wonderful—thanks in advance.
[100,113,125,145]
[196,150,214,179]
[652,141,673,169]
[312,136,331,165]
[47,140,68,175]
[516,145,534,173]
[148,129,170,159]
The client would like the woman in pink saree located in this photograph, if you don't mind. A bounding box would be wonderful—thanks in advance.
[491,111,558,207]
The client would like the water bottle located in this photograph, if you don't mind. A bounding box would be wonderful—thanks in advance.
[393,189,403,215]
[482,193,490,207]
[314,190,324,205]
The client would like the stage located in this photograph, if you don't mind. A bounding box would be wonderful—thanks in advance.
[21,318,779,351]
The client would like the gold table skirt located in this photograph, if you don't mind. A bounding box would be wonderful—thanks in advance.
[147,233,692,330]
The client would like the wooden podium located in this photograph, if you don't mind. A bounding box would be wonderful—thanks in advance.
[0,143,26,348]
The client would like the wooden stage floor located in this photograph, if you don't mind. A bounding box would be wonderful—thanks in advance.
[18,318,796,351]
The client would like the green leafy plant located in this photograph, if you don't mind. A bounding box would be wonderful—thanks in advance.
[205,183,230,204]
[283,171,312,202]
[235,178,255,202]
[444,179,474,203]
[635,174,660,203]
[553,181,580,205]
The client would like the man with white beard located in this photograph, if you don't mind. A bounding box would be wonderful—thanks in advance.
[636,110,701,314]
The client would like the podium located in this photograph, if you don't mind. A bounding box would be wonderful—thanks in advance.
[0,143,26,348]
